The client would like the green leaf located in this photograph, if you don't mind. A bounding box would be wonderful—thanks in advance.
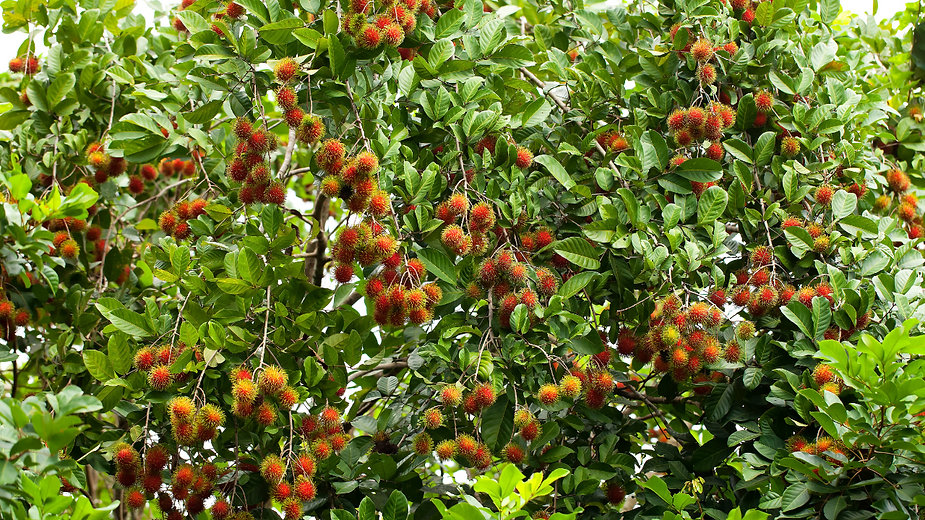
[184,100,223,125]
[0,110,30,130]
[259,17,302,44]
[519,98,551,128]
[534,155,576,190]
[553,237,601,270]
[47,73,75,108]
[839,215,878,237]
[754,131,776,166]
[488,44,535,67]
[697,186,728,226]
[558,271,595,299]
[83,351,115,381]
[640,476,672,504]
[617,188,639,227]
[812,296,832,340]
[382,490,409,520]
[429,39,454,69]
[108,309,153,338]
[830,189,856,220]
[781,483,810,511]
[108,334,132,375]
[723,139,753,163]
[677,158,723,182]
[237,249,264,285]
[176,10,209,33]
[216,278,253,294]
[539,445,574,462]
[510,304,529,334]
[434,9,465,39]
[480,393,512,451]
[859,250,889,276]
[416,249,457,285]
[782,301,813,338]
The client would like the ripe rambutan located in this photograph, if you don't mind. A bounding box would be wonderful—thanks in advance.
[690,38,714,62]
[781,136,801,157]
[697,63,717,84]
[515,147,533,169]
[274,57,299,83]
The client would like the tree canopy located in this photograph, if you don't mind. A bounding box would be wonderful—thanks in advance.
[1,0,925,518]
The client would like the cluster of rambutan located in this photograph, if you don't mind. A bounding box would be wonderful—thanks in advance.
[0,298,30,333]
[45,216,107,261]
[225,117,286,206]
[559,358,620,408]
[229,365,301,426]
[207,0,246,38]
[340,0,433,51]
[624,294,744,384]
[807,362,846,395]
[157,157,199,179]
[872,168,923,239]
[259,452,321,519]
[729,0,758,24]
[405,383,500,469]
[332,220,399,284]
[595,130,631,153]
[467,249,545,329]
[85,142,128,184]
[437,192,496,256]
[158,197,209,240]
[8,54,39,74]
[366,261,442,326]
[298,406,351,458]
[781,215,833,255]
[666,102,735,158]
[133,342,197,390]
[785,434,847,468]
[257,408,349,518]
[518,226,555,252]
[318,146,388,215]
[166,396,226,446]
[159,460,221,517]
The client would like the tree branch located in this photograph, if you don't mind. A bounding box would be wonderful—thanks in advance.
[279,126,297,178]
[347,361,408,382]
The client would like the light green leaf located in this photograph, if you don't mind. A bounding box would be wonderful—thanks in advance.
[553,237,601,270]
[697,186,728,226]
[416,249,457,286]
[83,351,115,381]
[534,155,576,190]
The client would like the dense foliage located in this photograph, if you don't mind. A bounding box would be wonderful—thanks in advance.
[1,0,925,517]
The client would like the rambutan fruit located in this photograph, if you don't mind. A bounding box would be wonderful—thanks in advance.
[333,263,355,283]
[276,86,298,111]
[519,420,541,441]
[886,169,911,193]
[697,63,716,84]
[412,432,433,455]
[435,440,457,460]
[690,38,713,62]
[515,147,533,169]
[735,321,756,339]
[296,115,325,144]
[815,184,834,207]
[148,365,172,390]
[667,109,688,132]
[537,384,559,405]
[781,136,801,157]
[274,57,299,83]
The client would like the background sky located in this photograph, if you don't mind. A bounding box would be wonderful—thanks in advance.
[0,0,909,81]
